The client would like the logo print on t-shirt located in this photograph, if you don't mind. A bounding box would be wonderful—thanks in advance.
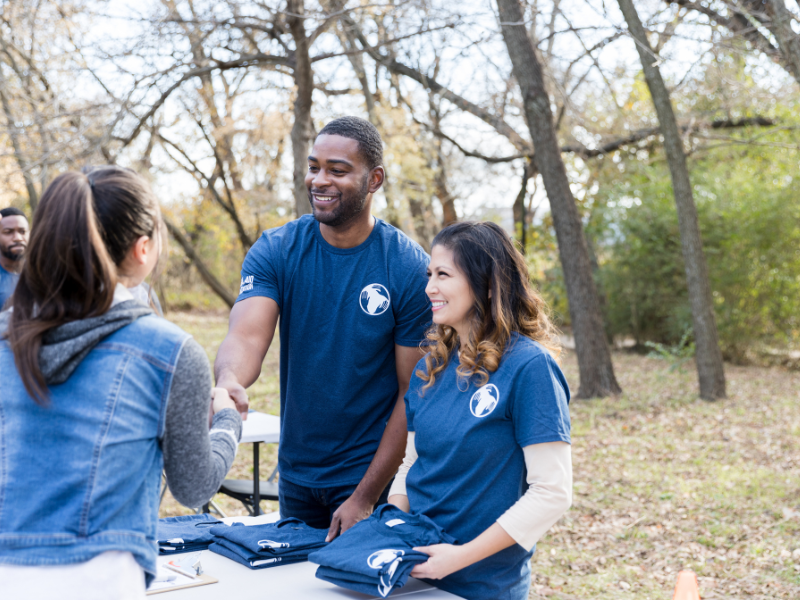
[368,549,405,597]
[470,384,500,418]
[360,283,391,315]
[258,539,290,549]
[239,275,254,294]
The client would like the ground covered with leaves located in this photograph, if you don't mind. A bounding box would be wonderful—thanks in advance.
[160,312,800,600]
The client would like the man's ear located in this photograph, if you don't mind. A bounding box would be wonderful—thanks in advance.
[368,166,385,194]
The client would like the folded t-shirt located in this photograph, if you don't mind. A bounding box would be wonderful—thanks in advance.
[157,514,222,554]
[208,540,308,569]
[309,504,457,598]
[209,518,327,556]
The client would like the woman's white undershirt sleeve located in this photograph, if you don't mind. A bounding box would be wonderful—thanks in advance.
[496,441,573,551]
[388,431,417,497]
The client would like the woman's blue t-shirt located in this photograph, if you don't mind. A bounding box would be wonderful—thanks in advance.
[405,335,571,600]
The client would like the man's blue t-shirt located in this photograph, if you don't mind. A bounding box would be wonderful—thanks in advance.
[237,215,431,487]
[0,264,19,309]
[405,334,571,600]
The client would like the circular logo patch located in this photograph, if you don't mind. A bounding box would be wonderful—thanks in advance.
[360,283,391,315]
[367,549,405,569]
[470,384,500,418]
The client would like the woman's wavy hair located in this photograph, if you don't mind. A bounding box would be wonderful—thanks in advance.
[417,221,560,392]
[6,166,159,404]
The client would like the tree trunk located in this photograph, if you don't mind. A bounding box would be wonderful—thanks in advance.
[337,22,402,228]
[765,0,800,85]
[512,159,532,247]
[496,0,621,398]
[0,73,39,211]
[618,0,726,400]
[429,95,457,226]
[288,0,314,219]
[407,193,435,253]
[164,217,236,308]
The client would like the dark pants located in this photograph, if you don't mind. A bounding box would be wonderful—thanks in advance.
[278,478,391,530]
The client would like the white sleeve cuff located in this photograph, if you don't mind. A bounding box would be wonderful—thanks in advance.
[496,441,572,551]
[388,431,418,498]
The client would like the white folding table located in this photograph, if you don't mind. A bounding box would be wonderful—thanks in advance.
[216,411,281,515]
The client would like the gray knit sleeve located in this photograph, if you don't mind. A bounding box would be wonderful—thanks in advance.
[162,338,243,508]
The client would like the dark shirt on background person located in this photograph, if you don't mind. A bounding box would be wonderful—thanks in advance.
[0,264,19,310]
[0,207,29,309]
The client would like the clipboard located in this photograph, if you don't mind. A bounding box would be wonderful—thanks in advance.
[146,572,218,595]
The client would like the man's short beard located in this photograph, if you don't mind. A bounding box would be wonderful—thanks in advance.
[310,174,370,228]
[0,246,24,261]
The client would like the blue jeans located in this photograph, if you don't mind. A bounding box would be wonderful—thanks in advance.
[278,478,391,530]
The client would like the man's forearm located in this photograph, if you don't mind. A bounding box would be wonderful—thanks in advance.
[214,336,265,388]
[351,391,408,504]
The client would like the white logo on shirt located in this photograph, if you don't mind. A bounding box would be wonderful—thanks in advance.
[368,550,405,597]
[368,549,405,569]
[360,284,391,315]
[239,275,254,294]
[258,539,290,549]
[470,384,499,418]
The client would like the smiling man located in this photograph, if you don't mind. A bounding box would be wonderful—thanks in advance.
[0,207,29,309]
[214,117,431,539]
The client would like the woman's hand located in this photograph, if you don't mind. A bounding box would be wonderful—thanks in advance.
[410,544,471,580]
[211,387,237,415]
[411,523,517,580]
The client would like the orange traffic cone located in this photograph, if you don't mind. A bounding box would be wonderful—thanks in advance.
[673,570,701,600]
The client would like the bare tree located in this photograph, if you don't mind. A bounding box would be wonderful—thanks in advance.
[287,0,315,218]
[618,0,726,400]
[496,0,621,398]
[670,0,800,86]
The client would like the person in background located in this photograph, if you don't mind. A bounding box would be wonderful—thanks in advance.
[0,206,29,309]
[388,222,573,600]
[0,166,242,600]
[214,116,431,540]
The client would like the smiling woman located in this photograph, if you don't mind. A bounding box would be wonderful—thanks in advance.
[387,221,572,600]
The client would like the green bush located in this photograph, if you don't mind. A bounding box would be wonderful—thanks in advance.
[598,148,800,359]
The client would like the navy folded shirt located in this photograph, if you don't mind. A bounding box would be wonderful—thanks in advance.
[309,505,456,598]
[157,513,222,554]
[209,539,308,569]
[208,518,328,569]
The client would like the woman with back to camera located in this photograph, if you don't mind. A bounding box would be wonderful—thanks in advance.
[0,167,243,599]
[388,221,573,600]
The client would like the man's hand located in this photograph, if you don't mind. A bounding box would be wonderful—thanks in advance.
[211,387,237,414]
[409,544,469,580]
[216,376,249,420]
[326,494,375,542]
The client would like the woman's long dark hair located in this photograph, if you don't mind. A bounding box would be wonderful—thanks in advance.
[7,166,158,404]
[418,221,560,392]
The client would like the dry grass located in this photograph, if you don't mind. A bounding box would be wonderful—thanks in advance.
[159,312,800,599]
[537,353,800,600]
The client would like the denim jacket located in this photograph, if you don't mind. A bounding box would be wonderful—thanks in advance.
[0,313,190,581]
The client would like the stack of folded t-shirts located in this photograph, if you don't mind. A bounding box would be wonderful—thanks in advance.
[157,513,222,554]
[208,517,328,569]
[308,504,457,598]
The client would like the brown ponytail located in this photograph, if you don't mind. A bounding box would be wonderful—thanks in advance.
[7,167,158,404]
